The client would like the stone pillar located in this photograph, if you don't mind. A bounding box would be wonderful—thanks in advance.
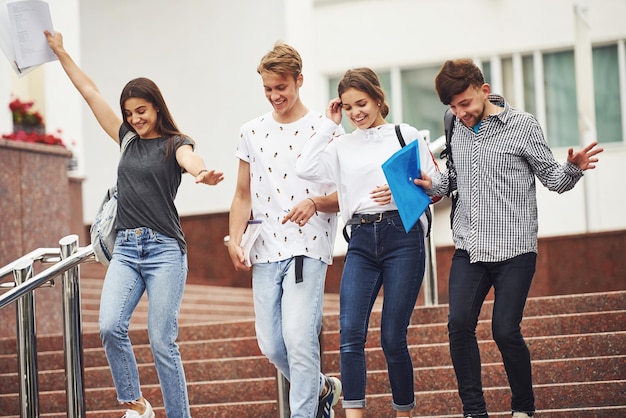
[0,139,74,338]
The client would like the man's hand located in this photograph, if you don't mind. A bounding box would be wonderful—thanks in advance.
[282,198,317,226]
[227,241,250,272]
[413,170,432,189]
[568,141,603,171]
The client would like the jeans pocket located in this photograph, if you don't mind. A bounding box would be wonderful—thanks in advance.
[390,216,424,239]
[152,231,177,245]
[115,230,126,245]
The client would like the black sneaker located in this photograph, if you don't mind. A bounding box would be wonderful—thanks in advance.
[316,376,342,418]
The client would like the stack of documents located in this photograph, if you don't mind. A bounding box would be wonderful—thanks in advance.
[0,0,56,76]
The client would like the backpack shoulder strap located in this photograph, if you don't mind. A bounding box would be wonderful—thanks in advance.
[120,130,137,154]
[394,124,406,147]
[394,124,433,237]
[441,108,455,161]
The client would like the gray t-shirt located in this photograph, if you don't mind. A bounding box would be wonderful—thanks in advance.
[115,125,193,253]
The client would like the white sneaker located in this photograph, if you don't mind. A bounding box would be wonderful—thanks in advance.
[512,412,533,418]
[123,399,155,418]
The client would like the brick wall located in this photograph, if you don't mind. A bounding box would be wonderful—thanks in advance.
[180,213,626,302]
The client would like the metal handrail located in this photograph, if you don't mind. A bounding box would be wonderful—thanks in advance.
[0,244,94,309]
[0,235,95,418]
[0,247,61,289]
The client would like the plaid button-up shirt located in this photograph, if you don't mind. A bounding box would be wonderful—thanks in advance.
[430,95,583,263]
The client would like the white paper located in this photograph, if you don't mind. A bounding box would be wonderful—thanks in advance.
[240,220,263,267]
[0,0,23,75]
[1,0,56,75]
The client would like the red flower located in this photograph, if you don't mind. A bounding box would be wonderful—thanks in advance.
[10,97,44,127]
[3,98,66,148]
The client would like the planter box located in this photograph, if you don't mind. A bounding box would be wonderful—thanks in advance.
[0,139,74,337]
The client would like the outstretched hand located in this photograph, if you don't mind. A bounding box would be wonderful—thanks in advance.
[195,169,224,185]
[567,141,603,171]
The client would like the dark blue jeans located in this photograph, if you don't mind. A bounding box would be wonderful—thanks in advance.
[339,213,425,412]
[448,249,536,417]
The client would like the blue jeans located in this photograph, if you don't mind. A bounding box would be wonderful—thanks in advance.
[340,214,425,412]
[99,228,190,418]
[448,249,536,417]
[252,257,328,418]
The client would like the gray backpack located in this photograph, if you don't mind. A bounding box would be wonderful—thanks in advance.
[90,131,136,266]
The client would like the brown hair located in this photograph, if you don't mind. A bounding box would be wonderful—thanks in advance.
[434,59,485,105]
[337,67,390,118]
[257,42,302,81]
[119,77,192,157]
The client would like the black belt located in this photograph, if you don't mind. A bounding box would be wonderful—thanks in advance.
[342,211,400,242]
[349,210,400,225]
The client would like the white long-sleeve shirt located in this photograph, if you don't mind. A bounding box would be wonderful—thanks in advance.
[295,118,439,230]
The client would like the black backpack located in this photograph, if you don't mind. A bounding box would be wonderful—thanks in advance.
[440,109,458,227]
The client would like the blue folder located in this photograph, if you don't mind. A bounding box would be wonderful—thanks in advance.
[381,140,430,233]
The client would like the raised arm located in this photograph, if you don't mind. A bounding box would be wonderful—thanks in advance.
[45,31,121,142]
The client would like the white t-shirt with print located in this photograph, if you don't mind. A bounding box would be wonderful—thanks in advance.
[236,110,339,265]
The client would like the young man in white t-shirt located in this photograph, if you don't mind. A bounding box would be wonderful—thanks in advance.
[227,43,342,418]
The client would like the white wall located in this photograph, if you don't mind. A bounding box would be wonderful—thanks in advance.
[66,0,287,221]
[2,0,624,250]
[313,0,626,247]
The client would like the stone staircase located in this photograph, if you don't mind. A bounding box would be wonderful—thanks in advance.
[0,275,624,417]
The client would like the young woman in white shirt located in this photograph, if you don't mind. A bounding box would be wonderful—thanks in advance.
[296,67,439,418]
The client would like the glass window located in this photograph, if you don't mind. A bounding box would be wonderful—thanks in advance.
[593,44,622,143]
[400,66,448,141]
[328,71,392,133]
[481,61,492,85]
[502,57,516,106]
[522,55,537,115]
[543,50,579,147]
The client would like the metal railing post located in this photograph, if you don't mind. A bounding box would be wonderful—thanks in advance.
[59,234,86,418]
[13,258,40,418]
[423,205,439,306]
[276,371,289,418]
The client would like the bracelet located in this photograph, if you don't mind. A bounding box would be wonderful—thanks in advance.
[197,169,208,176]
[307,198,318,216]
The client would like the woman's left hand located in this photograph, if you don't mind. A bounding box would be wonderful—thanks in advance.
[371,184,392,205]
[195,169,224,185]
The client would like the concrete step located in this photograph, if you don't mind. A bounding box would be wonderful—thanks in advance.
[322,309,626,348]
[2,289,623,355]
[19,404,626,418]
[321,331,626,372]
[2,379,624,416]
[3,351,622,394]
[320,290,626,331]
[0,288,623,417]
[1,334,624,414]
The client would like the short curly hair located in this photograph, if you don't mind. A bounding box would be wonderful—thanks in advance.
[434,59,485,105]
